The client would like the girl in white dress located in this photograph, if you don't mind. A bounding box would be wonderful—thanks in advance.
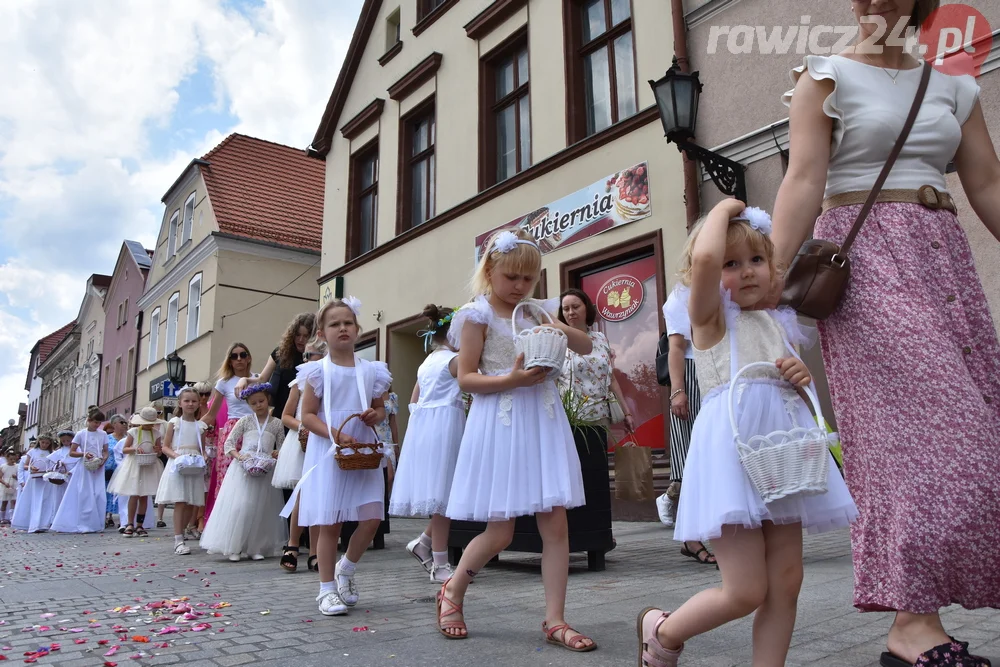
[200,382,286,561]
[283,297,391,616]
[1,450,19,525]
[111,419,155,533]
[51,411,110,533]
[389,303,466,583]
[436,229,595,652]
[46,430,75,511]
[11,435,57,533]
[156,388,209,555]
[274,338,326,573]
[107,407,165,537]
[636,201,857,667]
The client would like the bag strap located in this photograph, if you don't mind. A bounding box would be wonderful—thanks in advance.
[840,62,931,256]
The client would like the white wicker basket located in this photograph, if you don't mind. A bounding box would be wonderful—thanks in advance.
[241,455,275,478]
[134,452,159,467]
[174,454,207,476]
[511,302,568,380]
[83,455,104,472]
[43,471,68,485]
[729,362,831,504]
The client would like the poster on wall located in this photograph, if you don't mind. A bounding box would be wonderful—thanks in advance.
[474,162,651,261]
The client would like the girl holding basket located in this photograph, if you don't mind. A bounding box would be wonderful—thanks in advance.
[107,407,165,537]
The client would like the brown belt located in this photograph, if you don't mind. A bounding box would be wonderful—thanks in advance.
[822,185,956,214]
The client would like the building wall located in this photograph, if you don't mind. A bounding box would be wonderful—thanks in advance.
[37,331,80,436]
[145,170,217,290]
[23,366,42,449]
[100,252,150,419]
[72,284,108,429]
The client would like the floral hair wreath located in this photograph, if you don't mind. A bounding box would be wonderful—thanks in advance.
[418,308,459,351]
[731,206,772,236]
[239,382,273,401]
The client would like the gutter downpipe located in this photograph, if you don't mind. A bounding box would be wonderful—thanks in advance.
[671,0,701,229]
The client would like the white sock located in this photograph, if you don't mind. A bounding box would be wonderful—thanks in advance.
[432,551,449,568]
[319,580,336,596]
[418,532,432,549]
[174,535,184,545]
[338,556,357,576]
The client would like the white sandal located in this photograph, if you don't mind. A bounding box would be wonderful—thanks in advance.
[406,536,433,574]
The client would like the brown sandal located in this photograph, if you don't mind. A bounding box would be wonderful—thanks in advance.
[543,622,597,652]
[436,579,468,640]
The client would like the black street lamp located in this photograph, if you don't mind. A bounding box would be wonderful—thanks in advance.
[165,352,186,387]
[649,57,748,203]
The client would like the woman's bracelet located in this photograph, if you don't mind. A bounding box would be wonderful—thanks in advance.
[670,388,685,400]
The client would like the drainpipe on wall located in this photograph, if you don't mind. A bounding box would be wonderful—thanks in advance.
[671,0,701,229]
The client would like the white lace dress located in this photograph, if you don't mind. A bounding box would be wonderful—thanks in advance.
[674,295,858,542]
[155,418,208,506]
[200,414,287,557]
[281,357,392,526]
[445,296,585,521]
[389,349,466,518]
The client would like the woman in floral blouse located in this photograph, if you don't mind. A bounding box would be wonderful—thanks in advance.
[556,289,635,432]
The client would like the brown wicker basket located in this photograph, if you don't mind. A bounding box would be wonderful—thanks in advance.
[333,413,384,471]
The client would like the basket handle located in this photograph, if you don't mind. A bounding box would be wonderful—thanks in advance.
[332,413,380,450]
[510,300,555,338]
[726,361,826,443]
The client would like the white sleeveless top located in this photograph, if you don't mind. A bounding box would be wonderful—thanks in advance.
[783,55,980,198]
[415,350,462,410]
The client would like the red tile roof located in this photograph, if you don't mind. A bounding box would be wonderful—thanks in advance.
[199,134,325,251]
[37,321,76,366]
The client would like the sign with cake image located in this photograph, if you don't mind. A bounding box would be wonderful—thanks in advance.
[474,161,652,261]
[596,274,644,322]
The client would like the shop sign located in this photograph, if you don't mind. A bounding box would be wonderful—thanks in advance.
[148,374,180,401]
[596,274,644,322]
[474,161,652,261]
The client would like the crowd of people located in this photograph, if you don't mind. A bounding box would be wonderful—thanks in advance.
[3,3,999,665]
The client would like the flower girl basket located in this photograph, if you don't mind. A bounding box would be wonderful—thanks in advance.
[133,429,160,467]
[241,418,277,478]
[512,301,567,379]
[729,361,830,504]
[332,415,384,471]
[83,438,105,472]
[174,423,208,477]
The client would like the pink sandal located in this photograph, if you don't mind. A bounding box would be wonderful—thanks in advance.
[436,579,468,640]
[637,608,683,667]
[543,621,597,652]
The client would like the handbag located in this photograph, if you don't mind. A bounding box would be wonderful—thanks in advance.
[655,331,671,387]
[780,62,931,320]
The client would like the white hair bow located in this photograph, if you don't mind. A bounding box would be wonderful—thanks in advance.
[492,230,537,254]
[734,206,772,236]
[342,295,362,318]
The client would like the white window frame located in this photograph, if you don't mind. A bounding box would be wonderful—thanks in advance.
[165,292,180,353]
[183,192,196,244]
[148,308,160,367]
[187,273,202,342]
[175,209,184,254]
[166,211,179,259]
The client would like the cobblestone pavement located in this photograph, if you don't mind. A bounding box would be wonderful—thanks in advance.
[1,515,998,667]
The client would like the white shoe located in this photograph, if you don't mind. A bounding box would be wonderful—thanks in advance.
[334,561,360,607]
[406,536,433,574]
[228,554,241,562]
[174,542,191,555]
[317,590,348,616]
[656,493,675,528]
[430,562,453,583]
[251,554,265,561]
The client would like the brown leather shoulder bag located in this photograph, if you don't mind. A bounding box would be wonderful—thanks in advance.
[781,62,931,320]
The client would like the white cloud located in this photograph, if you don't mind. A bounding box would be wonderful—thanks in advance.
[0,0,363,418]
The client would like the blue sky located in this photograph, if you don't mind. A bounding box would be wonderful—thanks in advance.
[0,0,363,416]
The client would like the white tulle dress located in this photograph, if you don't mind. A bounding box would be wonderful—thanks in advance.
[445,296,585,521]
[389,349,466,517]
[282,356,392,526]
[673,292,858,542]
[51,430,108,533]
[11,448,58,532]
[200,414,287,557]
[155,418,208,506]
[271,374,307,490]
[107,428,164,498]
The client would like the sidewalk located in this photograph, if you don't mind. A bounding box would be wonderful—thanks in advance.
[1,517,997,666]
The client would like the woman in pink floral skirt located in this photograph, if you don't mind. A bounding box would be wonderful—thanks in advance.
[770,1,1000,665]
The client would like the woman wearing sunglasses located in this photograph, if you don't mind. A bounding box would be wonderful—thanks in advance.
[200,343,258,522]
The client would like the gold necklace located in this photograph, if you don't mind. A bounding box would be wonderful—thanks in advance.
[862,53,902,85]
